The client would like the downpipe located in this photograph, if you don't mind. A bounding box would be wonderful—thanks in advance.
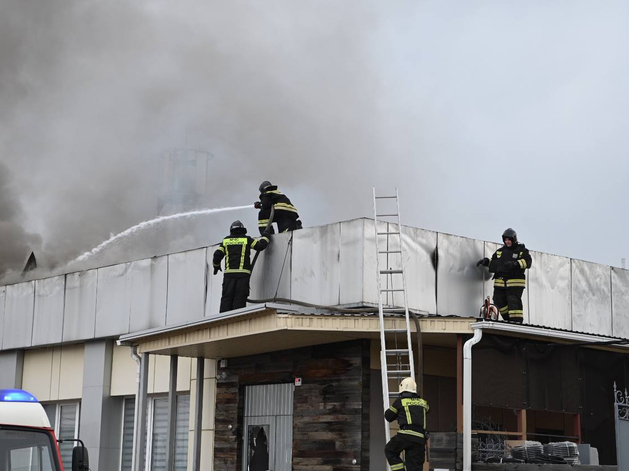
[130,346,142,471]
[463,327,483,471]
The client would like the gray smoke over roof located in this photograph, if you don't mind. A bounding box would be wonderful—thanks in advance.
[1,1,628,280]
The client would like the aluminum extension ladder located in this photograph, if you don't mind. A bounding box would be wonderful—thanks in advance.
[372,187,416,448]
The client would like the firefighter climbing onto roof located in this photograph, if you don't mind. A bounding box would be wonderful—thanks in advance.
[213,220,271,313]
[477,228,532,323]
[384,377,429,471]
[254,181,302,234]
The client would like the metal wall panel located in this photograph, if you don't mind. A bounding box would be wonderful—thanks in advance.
[437,233,484,316]
[363,220,392,306]
[129,257,168,332]
[250,232,292,303]
[572,260,612,336]
[403,227,438,313]
[2,282,35,349]
[291,223,341,306]
[611,268,629,338]
[166,249,207,325]
[95,263,132,337]
[482,242,501,308]
[0,286,6,350]
[63,270,98,342]
[528,252,572,329]
[339,219,365,305]
[32,276,65,346]
[205,245,223,316]
[244,383,295,417]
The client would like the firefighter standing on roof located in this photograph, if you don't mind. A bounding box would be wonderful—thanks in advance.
[384,377,429,471]
[477,228,532,323]
[255,181,301,234]
[213,220,271,313]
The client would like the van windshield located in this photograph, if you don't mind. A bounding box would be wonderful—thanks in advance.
[0,428,60,471]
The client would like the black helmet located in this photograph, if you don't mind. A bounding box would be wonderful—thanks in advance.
[230,220,247,234]
[259,180,272,193]
[502,228,518,245]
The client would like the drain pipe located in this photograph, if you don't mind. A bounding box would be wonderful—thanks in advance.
[463,326,483,471]
[129,346,142,471]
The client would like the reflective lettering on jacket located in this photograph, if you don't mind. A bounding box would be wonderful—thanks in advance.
[212,235,270,274]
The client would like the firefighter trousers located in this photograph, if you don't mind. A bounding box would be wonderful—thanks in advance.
[385,434,425,471]
[220,274,250,313]
[493,286,524,323]
[259,212,300,235]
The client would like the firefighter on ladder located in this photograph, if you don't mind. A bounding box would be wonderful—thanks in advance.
[213,220,271,313]
[384,377,429,471]
[477,228,532,323]
[254,181,302,234]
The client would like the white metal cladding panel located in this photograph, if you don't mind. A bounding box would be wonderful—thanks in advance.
[95,263,132,337]
[528,251,572,330]
[2,282,35,349]
[363,220,393,306]
[166,249,207,325]
[482,242,501,306]
[437,233,484,316]
[291,224,341,306]
[250,232,292,302]
[274,415,293,471]
[32,276,65,346]
[403,226,438,314]
[63,270,97,342]
[244,383,295,417]
[0,286,6,349]
[611,268,629,338]
[339,219,365,305]
[129,257,168,332]
[572,260,612,336]
[205,245,223,316]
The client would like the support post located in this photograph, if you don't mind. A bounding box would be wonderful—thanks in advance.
[133,353,149,471]
[192,358,205,471]
[573,413,582,444]
[517,409,527,441]
[457,335,463,433]
[166,355,179,471]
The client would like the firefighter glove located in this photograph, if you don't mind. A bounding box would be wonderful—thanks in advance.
[254,201,262,209]
[504,261,518,270]
[477,258,489,267]
[213,265,221,275]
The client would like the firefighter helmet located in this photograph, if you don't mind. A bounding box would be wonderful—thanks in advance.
[502,228,518,245]
[259,181,272,193]
[230,220,246,234]
[399,377,417,394]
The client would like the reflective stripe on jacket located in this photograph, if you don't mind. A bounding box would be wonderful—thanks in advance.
[213,234,270,274]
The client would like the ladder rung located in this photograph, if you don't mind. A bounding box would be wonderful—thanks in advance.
[376,213,399,217]
[381,289,404,293]
[389,392,401,397]
[386,349,410,355]
[375,196,397,199]
[384,329,408,333]
[382,309,406,313]
[378,232,400,235]
[380,269,403,274]
[387,369,412,376]
[379,250,401,254]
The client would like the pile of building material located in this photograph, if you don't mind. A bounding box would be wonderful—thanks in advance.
[544,442,580,465]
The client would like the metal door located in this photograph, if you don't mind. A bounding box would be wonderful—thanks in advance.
[242,384,294,471]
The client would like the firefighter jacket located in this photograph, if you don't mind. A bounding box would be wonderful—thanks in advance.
[384,392,429,442]
[488,243,532,289]
[258,186,299,229]
[213,234,270,275]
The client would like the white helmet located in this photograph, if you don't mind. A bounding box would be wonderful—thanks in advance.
[399,377,417,394]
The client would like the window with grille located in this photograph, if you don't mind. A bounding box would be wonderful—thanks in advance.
[41,402,80,470]
[120,395,190,471]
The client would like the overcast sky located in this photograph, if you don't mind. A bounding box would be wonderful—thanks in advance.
[1,0,628,278]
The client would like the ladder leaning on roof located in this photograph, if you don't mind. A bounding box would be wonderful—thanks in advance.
[372,187,416,448]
